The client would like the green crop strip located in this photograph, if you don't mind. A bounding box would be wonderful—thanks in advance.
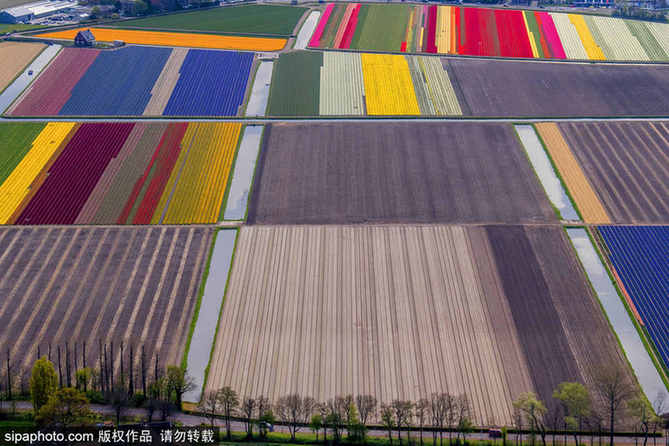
[0,123,46,184]
[110,5,306,37]
[356,4,411,52]
[267,51,322,117]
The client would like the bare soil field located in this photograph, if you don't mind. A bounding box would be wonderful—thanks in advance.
[205,224,634,425]
[0,226,212,380]
[484,226,634,411]
[445,59,669,117]
[557,122,669,223]
[206,225,525,426]
[247,122,556,225]
[0,41,45,93]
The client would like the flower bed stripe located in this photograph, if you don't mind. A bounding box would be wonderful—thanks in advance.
[15,123,134,225]
[9,49,99,116]
[309,3,334,47]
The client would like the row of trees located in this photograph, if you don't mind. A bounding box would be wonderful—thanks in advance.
[25,354,195,428]
[1,343,179,405]
[196,367,666,446]
[14,356,669,446]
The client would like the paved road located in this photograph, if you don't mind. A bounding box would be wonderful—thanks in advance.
[2,401,660,444]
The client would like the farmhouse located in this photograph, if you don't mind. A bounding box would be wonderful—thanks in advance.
[74,28,95,46]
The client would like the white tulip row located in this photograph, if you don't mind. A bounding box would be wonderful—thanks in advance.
[319,52,365,116]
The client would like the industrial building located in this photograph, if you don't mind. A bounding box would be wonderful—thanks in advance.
[0,0,78,23]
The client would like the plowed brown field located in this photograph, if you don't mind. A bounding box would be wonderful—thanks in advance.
[0,226,212,379]
[248,122,556,225]
[557,121,669,223]
[206,224,633,424]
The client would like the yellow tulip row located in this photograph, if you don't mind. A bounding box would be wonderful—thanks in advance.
[361,53,421,116]
[153,122,241,224]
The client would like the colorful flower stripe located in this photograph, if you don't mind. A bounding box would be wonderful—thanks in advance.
[309,3,334,47]
[310,4,669,61]
[2,122,243,225]
[339,3,361,49]
[40,27,286,51]
[10,46,252,117]
[333,3,355,49]
[425,5,438,53]
[0,123,76,224]
[16,123,134,225]
[568,14,605,60]
[9,48,99,116]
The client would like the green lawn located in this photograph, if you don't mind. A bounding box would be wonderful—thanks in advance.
[354,4,411,52]
[267,51,321,117]
[0,23,47,34]
[0,123,45,184]
[111,5,307,36]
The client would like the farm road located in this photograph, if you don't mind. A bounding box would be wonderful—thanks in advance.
[1,401,650,444]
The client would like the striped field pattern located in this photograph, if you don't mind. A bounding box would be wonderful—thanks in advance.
[205,224,632,424]
[0,226,212,381]
[9,46,254,117]
[0,122,242,225]
[309,3,669,61]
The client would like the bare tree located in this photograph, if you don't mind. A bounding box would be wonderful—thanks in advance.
[217,387,239,440]
[241,396,256,438]
[197,390,220,427]
[356,394,377,426]
[326,397,347,442]
[456,395,474,444]
[416,398,429,446]
[593,366,636,446]
[429,393,445,446]
[109,375,129,427]
[392,400,414,445]
[380,403,395,446]
[445,394,458,446]
[275,394,317,442]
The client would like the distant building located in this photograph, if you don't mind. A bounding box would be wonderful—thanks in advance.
[74,28,95,46]
[0,0,77,23]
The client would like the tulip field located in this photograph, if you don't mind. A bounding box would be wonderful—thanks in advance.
[598,226,669,370]
[269,51,462,116]
[309,3,669,61]
[7,46,254,117]
[205,224,633,421]
[269,50,669,117]
[0,226,212,380]
[537,122,669,224]
[0,122,242,225]
[39,27,287,51]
